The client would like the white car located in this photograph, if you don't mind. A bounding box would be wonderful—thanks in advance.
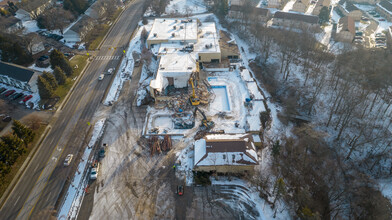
[64,154,73,166]
[98,74,104,81]
[90,163,99,180]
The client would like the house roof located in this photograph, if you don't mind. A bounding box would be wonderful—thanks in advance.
[274,11,319,24]
[0,16,21,28]
[0,61,37,82]
[20,0,51,13]
[194,134,259,167]
[379,0,392,13]
[69,15,95,34]
[230,5,269,16]
[337,16,355,35]
[339,0,359,12]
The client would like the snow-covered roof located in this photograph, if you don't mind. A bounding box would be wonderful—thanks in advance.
[150,53,197,91]
[147,18,198,43]
[194,134,258,167]
[194,22,220,54]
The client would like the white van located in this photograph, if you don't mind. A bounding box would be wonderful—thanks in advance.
[98,74,104,81]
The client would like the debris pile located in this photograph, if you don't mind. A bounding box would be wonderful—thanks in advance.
[149,135,172,156]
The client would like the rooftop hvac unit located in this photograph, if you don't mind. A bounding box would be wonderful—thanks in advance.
[153,33,157,37]
[172,33,175,37]
[180,26,184,29]
[173,25,176,29]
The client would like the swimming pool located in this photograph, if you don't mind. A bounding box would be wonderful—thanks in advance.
[211,85,231,111]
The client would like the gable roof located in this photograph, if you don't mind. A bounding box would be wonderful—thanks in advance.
[0,61,37,82]
[339,0,359,12]
[194,134,259,167]
[69,15,95,34]
[274,11,319,24]
[338,16,355,35]
[19,0,52,13]
[0,16,21,28]
[230,5,269,16]
[379,0,392,12]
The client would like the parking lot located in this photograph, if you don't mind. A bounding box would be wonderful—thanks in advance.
[0,93,52,136]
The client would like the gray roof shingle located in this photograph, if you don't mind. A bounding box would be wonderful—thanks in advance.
[0,61,36,82]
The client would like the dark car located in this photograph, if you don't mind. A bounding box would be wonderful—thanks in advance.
[2,115,12,122]
[0,88,6,94]
[4,90,15,97]
[38,55,49,61]
[48,34,63,41]
[23,95,33,102]
[8,92,20,99]
[177,185,184,196]
[13,93,24,100]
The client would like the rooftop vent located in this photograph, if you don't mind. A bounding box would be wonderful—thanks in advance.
[180,25,184,29]
[187,67,192,70]
[153,33,157,37]
[173,25,176,29]
[172,33,175,37]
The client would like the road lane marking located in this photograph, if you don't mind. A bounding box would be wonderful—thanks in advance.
[14,196,20,207]
[46,192,51,202]
[34,164,39,172]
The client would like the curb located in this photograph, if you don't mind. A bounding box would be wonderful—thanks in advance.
[0,125,52,209]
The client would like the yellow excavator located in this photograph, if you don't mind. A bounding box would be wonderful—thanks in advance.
[189,77,200,106]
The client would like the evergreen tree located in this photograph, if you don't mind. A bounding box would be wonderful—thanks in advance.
[42,71,58,90]
[12,120,35,146]
[64,0,88,14]
[319,6,330,24]
[37,75,54,100]
[50,49,73,76]
[0,135,24,165]
[53,66,67,85]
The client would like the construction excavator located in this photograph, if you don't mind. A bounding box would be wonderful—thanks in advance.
[194,107,214,130]
[189,77,200,106]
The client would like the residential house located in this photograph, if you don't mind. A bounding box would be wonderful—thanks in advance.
[335,16,355,42]
[0,61,42,93]
[228,5,270,23]
[291,0,308,13]
[85,0,108,20]
[272,11,319,29]
[230,0,244,6]
[0,16,23,33]
[63,15,96,43]
[16,0,54,20]
[193,134,259,173]
[15,9,31,22]
[377,0,392,22]
[337,0,362,21]
[268,0,282,8]
[26,33,45,55]
[312,0,331,15]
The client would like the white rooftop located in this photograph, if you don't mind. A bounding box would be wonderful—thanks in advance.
[194,22,220,54]
[150,53,197,91]
[147,18,198,43]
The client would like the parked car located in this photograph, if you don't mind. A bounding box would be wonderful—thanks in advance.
[379,18,386,21]
[177,185,184,196]
[23,95,33,102]
[64,154,73,166]
[90,162,99,180]
[0,88,6,94]
[374,14,380,18]
[9,92,20,100]
[12,93,24,100]
[355,32,363,36]
[1,114,12,122]
[368,11,376,15]
[4,90,15,97]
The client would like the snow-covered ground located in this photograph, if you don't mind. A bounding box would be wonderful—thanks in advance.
[104,21,153,105]
[165,0,207,14]
[282,0,295,12]
[57,119,106,219]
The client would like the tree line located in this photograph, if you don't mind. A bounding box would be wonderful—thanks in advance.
[0,120,35,182]
[225,9,392,219]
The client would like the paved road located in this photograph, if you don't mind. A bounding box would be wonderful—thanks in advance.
[0,0,146,219]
